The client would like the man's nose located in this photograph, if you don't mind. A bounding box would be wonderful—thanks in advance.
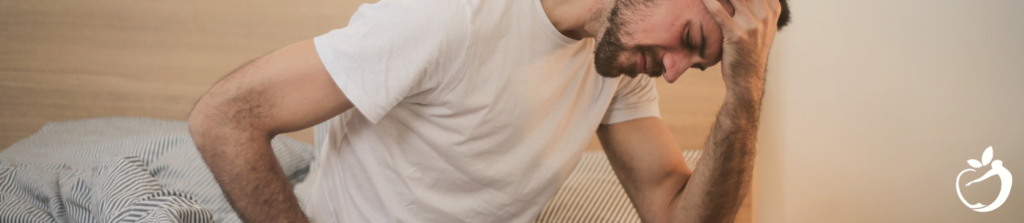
[662,52,693,84]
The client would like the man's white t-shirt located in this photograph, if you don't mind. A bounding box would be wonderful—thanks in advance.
[308,0,660,222]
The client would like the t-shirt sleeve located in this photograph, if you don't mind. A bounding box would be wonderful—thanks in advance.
[313,0,469,123]
[601,74,661,124]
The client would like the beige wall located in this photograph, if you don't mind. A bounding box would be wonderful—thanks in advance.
[758,0,1024,222]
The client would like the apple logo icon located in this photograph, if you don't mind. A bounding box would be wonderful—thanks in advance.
[956,146,1013,212]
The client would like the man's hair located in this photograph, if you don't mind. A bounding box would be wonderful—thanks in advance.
[778,0,791,30]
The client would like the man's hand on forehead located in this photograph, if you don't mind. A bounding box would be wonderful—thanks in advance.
[710,0,738,17]
[702,0,781,90]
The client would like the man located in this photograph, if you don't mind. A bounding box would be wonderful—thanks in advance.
[187,0,790,221]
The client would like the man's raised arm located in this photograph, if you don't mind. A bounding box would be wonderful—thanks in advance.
[187,40,353,222]
[597,0,781,222]
[675,0,782,220]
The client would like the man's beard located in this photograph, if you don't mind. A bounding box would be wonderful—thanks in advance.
[594,4,665,78]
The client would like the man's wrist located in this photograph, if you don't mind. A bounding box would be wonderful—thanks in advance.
[721,63,766,98]
[724,83,765,104]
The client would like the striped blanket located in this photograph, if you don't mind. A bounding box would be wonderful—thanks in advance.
[0,117,315,222]
[0,117,700,223]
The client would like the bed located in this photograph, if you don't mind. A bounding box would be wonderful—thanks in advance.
[0,117,701,222]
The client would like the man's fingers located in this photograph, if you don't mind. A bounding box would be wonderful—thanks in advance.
[748,0,771,20]
[728,0,754,20]
[702,0,736,29]
[766,0,782,14]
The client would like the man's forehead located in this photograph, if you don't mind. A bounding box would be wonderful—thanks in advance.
[697,13,725,64]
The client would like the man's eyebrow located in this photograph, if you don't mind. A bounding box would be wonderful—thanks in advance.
[699,23,707,58]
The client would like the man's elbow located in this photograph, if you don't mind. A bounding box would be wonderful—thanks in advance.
[187,92,273,149]
[187,100,219,149]
[187,94,242,152]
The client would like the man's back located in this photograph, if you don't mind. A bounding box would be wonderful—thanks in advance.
[306,0,660,222]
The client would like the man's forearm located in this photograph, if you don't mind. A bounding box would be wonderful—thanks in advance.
[670,0,779,219]
[187,39,352,223]
[672,65,765,222]
[190,118,309,223]
[671,84,762,222]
